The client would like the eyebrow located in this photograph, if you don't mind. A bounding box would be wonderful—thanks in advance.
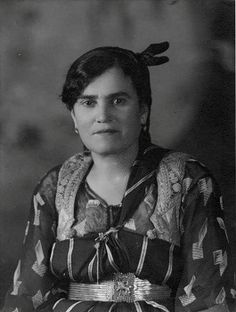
[77,91,131,100]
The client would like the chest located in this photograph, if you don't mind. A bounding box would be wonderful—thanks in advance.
[86,174,128,206]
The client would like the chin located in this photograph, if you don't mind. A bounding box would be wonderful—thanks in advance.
[91,147,120,156]
[88,142,127,156]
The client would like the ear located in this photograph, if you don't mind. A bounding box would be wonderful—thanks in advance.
[70,109,77,127]
[139,104,149,125]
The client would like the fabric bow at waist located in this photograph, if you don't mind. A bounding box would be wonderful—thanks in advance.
[91,227,130,282]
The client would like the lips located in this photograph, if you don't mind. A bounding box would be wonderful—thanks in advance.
[93,129,118,134]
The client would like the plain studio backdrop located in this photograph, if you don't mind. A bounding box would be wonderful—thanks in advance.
[0,0,234,307]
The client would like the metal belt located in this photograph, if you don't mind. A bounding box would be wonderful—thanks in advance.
[68,273,171,303]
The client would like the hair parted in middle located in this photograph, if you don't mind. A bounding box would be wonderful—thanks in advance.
[61,43,169,145]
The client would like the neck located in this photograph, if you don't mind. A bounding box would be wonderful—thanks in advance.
[90,143,139,179]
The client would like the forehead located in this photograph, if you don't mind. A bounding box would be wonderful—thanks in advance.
[82,67,137,96]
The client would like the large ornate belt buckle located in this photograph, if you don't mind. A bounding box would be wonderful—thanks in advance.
[112,273,135,302]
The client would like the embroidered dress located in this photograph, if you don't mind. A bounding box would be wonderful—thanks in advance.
[3,145,231,312]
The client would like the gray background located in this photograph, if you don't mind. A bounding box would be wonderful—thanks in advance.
[0,0,235,307]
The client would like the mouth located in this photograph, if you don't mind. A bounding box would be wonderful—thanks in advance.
[93,129,118,134]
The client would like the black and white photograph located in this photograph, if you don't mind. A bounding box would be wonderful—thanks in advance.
[0,1,235,311]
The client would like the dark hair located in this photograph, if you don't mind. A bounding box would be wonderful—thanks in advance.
[61,46,153,143]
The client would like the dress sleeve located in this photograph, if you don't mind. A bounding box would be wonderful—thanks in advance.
[3,167,67,312]
[175,160,230,312]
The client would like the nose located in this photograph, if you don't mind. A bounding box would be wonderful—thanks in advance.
[95,102,112,123]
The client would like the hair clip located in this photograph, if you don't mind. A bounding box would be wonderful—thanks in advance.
[137,42,169,66]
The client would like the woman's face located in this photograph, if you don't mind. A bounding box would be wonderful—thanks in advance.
[71,66,148,156]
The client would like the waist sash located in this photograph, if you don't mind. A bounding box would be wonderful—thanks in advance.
[68,273,171,303]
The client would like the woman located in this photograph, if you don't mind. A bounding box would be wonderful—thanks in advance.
[3,43,231,312]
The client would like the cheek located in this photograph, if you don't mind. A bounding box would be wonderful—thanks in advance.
[127,109,142,125]
[123,115,141,136]
[75,120,89,140]
[75,113,90,129]
[72,106,91,126]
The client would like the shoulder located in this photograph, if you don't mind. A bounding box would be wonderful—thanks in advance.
[37,152,86,190]
[34,151,84,191]
[36,165,61,191]
[33,165,62,206]
[157,151,189,184]
[159,151,211,179]
[157,150,217,194]
[33,152,87,210]
[57,152,92,185]
[58,152,89,173]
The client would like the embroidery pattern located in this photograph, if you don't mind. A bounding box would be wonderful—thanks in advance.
[150,152,189,246]
[55,153,92,240]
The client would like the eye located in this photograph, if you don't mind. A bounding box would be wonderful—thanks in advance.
[113,97,126,105]
[80,99,96,107]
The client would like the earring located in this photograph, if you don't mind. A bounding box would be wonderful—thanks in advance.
[141,115,147,124]
[74,128,79,134]
[141,123,147,132]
